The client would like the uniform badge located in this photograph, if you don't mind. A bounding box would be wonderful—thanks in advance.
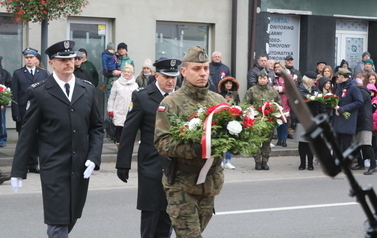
[170,60,176,67]
[128,102,133,112]
[64,41,70,50]
[26,100,30,110]
[198,52,206,61]
[157,106,166,112]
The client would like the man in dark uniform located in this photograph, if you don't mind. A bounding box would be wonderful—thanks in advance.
[10,40,104,238]
[73,51,92,82]
[116,58,182,238]
[11,47,49,173]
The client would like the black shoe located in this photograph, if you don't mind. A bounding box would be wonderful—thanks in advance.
[0,172,10,185]
[364,167,377,175]
[308,165,314,170]
[28,167,40,174]
[261,162,269,170]
[276,139,282,146]
[298,165,305,170]
[351,165,365,170]
[281,140,287,147]
[255,162,262,170]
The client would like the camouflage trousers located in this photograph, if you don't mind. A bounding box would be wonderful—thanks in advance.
[165,188,214,238]
[253,131,274,163]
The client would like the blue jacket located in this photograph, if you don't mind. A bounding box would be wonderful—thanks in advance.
[331,79,363,134]
[101,51,120,72]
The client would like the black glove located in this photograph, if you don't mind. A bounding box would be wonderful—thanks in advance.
[337,107,345,114]
[117,169,129,183]
[193,143,202,157]
[12,116,21,123]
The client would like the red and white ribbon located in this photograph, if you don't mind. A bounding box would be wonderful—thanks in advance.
[261,102,287,123]
[197,104,230,184]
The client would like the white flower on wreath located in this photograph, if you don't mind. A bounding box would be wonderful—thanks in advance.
[272,112,282,118]
[276,119,283,125]
[197,107,205,117]
[244,107,259,118]
[227,120,243,135]
[188,118,202,130]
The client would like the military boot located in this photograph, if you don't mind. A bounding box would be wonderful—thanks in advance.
[255,162,262,170]
[261,162,269,170]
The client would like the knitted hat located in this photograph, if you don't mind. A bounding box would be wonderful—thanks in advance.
[362,52,371,58]
[117,42,128,51]
[142,59,153,70]
[106,42,115,50]
[364,59,374,66]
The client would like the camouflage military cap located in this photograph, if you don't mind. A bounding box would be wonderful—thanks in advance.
[258,69,268,78]
[182,46,208,63]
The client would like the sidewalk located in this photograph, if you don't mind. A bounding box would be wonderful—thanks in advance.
[0,138,299,167]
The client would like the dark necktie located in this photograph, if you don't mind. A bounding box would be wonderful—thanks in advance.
[65,83,70,97]
[164,93,169,97]
[30,69,34,80]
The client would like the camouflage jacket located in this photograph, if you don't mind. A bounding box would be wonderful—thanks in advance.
[154,79,226,196]
[243,83,282,106]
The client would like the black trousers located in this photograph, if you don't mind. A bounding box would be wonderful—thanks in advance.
[47,219,77,238]
[141,210,172,238]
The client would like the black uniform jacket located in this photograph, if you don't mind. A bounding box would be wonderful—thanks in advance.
[116,82,168,211]
[11,66,49,118]
[11,74,104,225]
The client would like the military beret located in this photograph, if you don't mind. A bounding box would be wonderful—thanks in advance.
[153,58,181,77]
[182,46,208,63]
[45,40,76,60]
[337,68,352,76]
[22,47,38,57]
[304,71,317,79]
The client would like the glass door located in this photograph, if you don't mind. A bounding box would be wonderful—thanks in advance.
[335,32,368,71]
[67,18,112,119]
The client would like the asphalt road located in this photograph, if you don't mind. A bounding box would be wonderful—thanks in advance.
[0,157,375,237]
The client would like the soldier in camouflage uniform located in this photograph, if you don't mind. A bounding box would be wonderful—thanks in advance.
[154,46,226,238]
[243,69,282,170]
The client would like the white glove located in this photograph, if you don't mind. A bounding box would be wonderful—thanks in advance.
[11,177,23,194]
[83,160,95,179]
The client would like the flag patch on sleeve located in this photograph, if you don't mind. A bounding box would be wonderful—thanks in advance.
[157,106,166,112]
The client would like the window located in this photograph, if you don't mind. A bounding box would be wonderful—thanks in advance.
[0,16,23,72]
[156,22,210,60]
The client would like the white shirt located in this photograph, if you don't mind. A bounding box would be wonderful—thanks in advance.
[52,72,76,102]
[155,81,174,97]
[26,66,36,75]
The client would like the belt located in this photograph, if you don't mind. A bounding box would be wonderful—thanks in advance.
[177,162,221,176]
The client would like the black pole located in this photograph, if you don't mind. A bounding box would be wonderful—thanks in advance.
[41,19,48,67]
[231,0,237,78]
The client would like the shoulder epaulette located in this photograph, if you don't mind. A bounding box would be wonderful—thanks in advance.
[83,80,93,85]
[31,80,45,88]
[135,87,145,92]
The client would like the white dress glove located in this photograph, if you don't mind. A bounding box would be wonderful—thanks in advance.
[83,160,95,179]
[11,177,23,194]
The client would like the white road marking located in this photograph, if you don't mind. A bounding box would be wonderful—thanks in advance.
[215,202,358,215]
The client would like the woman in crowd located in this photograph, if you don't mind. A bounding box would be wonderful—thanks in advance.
[363,72,377,86]
[334,59,352,73]
[244,69,282,170]
[135,59,154,88]
[107,64,138,147]
[274,62,290,147]
[218,76,240,169]
[293,71,322,170]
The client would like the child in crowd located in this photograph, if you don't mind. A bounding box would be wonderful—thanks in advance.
[218,76,240,169]
[102,42,121,97]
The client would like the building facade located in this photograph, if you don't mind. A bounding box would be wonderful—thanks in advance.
[0,0,376,140]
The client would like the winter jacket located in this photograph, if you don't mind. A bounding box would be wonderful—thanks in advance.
[356,86,373,132]
[217,76,240,104]
[117,54,134,69]
[275,73,290,114]
[102,50,120,73]
[107,74,138,126]
[209,61,231,92]
[331,79,363,134]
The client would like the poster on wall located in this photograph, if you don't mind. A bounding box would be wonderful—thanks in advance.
[345,37,363,69]
[267,15,300,68]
